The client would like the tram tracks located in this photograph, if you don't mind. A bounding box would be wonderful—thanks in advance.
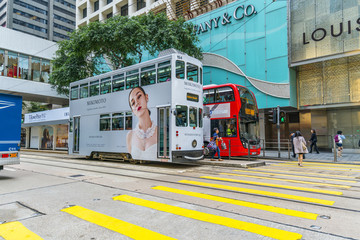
[16,156,360,213]
[3,155,360,239]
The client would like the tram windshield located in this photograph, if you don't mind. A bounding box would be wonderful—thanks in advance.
[238,87,260,144]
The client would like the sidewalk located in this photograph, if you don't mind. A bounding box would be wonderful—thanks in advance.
[258,150,360,163]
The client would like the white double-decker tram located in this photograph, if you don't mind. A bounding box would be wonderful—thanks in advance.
[68,49,204,163]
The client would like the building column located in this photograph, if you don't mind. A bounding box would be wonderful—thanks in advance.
[52,125,56,150]
[48,0,54,41]
[259,111,265,142]
[25,128,30,149]
[129,0,137,15]
[146,0,153,11]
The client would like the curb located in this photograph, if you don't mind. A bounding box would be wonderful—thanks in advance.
[198,160,266,168]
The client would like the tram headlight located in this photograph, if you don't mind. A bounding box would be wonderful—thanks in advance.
[192,140,197,148]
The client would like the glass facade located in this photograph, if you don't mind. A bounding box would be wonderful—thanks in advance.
[0,48,52,81]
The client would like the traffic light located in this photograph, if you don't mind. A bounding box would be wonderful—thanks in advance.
[268,108,277,124]
[280,111,286,123]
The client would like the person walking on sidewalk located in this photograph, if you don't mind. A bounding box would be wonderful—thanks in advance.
[293,131,308,167]
[309,129,320,154]
[335,131,346,157]
[210,128,223,161]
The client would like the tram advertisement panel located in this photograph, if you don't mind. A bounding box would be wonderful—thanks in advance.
[70,82,171,160]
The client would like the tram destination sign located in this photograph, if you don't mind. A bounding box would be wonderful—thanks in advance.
[194,4,257,35]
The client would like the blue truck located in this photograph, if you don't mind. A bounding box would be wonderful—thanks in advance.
[0,93,22,171]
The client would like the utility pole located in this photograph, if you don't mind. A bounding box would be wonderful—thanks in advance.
[277,105,280,158]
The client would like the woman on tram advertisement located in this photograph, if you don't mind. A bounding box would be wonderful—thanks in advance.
[126,86,158,160]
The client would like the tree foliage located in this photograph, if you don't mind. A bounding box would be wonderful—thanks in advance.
[50,13,202,96]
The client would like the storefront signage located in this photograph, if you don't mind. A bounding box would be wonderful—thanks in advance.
[302,18,360,45]
[194,4,257,34]
[24,107,69,123]
[290,0,360,65]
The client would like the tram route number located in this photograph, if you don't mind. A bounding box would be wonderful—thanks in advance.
[8,147,17,151]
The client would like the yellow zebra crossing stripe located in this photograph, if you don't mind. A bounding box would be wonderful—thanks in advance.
[179,180,335,205]
[61,206,176,240]
[0,222,43,240]
[220,172,351,189]
[113,195,302,240]
[152,186,318,220]
[274,164,360,172]
[279,162,360,168]
[233,169,357,183]
[200,176,343,195]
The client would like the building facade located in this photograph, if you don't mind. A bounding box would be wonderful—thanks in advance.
[189,0,296,142]
[0,27,67,105]
[0,0,76,41]
[289,0,360,150]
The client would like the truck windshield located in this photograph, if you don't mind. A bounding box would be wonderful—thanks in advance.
[238,87,260,144]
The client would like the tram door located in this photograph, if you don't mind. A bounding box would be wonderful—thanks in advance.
[73,116,80,153]
[157,107,170,159]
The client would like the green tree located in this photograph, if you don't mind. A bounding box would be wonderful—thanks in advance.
[50,13,202,96]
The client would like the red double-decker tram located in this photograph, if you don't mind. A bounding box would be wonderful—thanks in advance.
[203,83,261,156]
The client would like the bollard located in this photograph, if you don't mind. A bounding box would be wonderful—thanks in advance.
[333,137,337,162]
[248,139,250,161]
[288,139,290,159]
[228,139,231,160]
[263,139,266,157]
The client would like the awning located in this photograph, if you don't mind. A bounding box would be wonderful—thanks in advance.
[22,119,68,128]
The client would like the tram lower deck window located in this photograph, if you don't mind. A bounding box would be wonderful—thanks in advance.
[175,105,187,127]
[112,113,124,130]
[100,114,111,131]
[189,107,197,127]
[125,112,132,130]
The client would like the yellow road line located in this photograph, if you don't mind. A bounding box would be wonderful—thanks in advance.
[274,164,360,172]
[252,168,357,179]
[179,180,335,205]
[279,162,360,168]
[152,186,318,220]
[0,222,43,240]
[201,176,343,196]
[221,173,351,189]
[61,205,176,240]
[113,195,302,240]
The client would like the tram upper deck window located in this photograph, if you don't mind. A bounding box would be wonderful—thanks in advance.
[80,83,89,99]
[126,69,139,89]
[112,113,124,130]
[187,63,198,82]
[100,77,111,95]
[70,86,79,100]
[157,60,171,83]
[141,65,156,86]
[113,73,125,92]
[215,87,234,103]
[100,114,111,131]
[125,112,132,130]
[189,107,198,127]
[176,60,185,79]
[203,89,215,104]
[175,105,187,127]
[90,80,100,97]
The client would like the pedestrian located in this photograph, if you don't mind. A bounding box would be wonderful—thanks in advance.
[210,128,223,161]
[289,132,296,158]
[309,129,320,154]
[334,131,346,157]
[293,131,308,167]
